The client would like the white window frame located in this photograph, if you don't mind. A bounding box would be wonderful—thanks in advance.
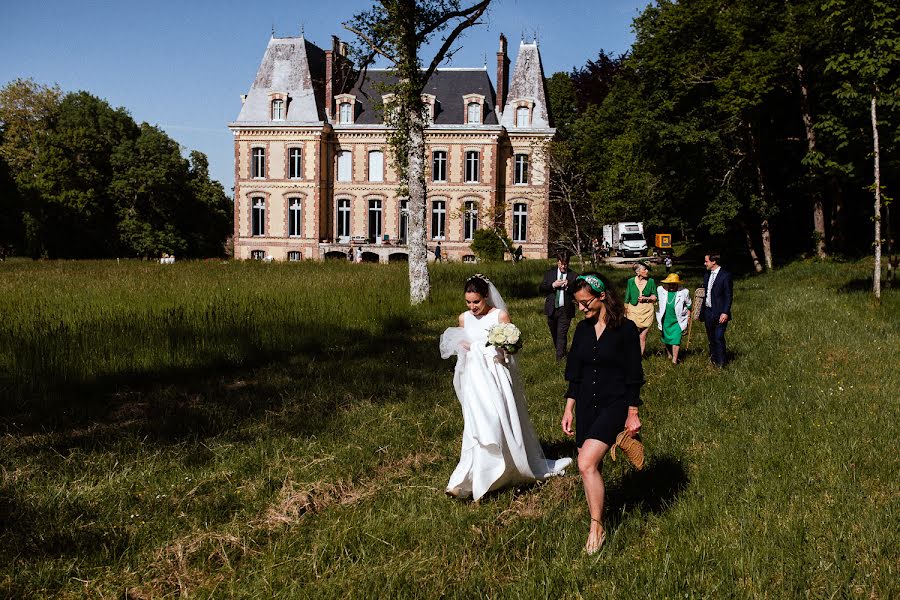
[337,199,351,242]
[250,249,265,260]
[464,151,480,183]
[432,150,447,182]
[513,203,528,242]
[431,200,446,240]
[368,199,383,241]
[287,251,301,261]
[467,102,481,125]
[516,106,530,127]
[339,102,352,124]
[251,197,265,236]
[336,150,352,182]
[288,147,302,179]
[399,199,409,243]
[251,147,265,179]
[368,150,384,182]
[272,99,284,121]
[464,201,478,241]
[514,153,529,185]
[288,198,302,237]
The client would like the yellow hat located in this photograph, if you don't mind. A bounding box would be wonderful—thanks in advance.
[661,273,682,284]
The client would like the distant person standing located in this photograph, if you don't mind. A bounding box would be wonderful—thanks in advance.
[655,274,691,364]
[664,255,673,274]
[514,245,524,262]
[590,238,601,265]
[355,247,363,263]
[540,250,579,360]
[700,252,733,368]
[623,261,657,355]
[434,242,443,263]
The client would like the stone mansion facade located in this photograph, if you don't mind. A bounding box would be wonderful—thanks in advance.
[229,33,555,262]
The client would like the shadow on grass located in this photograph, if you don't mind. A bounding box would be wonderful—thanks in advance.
[605,453,688,525]
[1,315,447,452]
[838,277,874,293]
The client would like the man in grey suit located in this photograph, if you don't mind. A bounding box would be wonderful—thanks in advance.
[539,250,579,360]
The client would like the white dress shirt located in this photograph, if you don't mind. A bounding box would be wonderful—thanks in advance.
[706,266,720,308]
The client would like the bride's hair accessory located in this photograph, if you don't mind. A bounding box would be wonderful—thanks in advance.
[467,273,491,284]
[576,274,605,293]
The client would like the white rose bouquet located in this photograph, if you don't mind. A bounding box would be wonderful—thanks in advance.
[485,323,523,363]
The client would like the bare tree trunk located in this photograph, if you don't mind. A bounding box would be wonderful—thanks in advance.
[740,219,764,273]
[871,94,881,304]
[797,63,827,258]
[565,198,585,268]
[747,121,774,270]
[406,111,430,304]
[760,219,773,271]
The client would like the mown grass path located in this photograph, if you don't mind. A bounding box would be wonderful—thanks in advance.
[1,259,897,598]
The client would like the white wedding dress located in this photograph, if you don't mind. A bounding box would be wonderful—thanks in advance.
[440,308,572,501]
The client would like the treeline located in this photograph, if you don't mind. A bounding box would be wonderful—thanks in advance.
[546,0,898,282]
[0,79,232,259]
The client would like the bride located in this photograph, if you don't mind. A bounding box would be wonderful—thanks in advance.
[440,274,572,500]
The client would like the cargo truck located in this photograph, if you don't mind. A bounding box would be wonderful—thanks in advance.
[602,222,647,258]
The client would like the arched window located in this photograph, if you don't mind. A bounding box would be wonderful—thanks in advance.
[368,150,384,182]
[339,102,352,124]
[464,201,478,241]
[467,102,480,124]
[399,199,409,243]
[288,198,302,237]
[272,99,284,120]
[513,203,528,242]
[336,199,351,241]
[464,151,479,183]
[251,197,265,236]
[336,150,351,182]
[431,200,446,239]
[432,150,447,182]
[514,154,529,184]
[288,148,302,179]
[516,106,530,127]
[251,147,265,178]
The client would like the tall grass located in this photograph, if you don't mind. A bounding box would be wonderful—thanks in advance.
[0,258,897,598]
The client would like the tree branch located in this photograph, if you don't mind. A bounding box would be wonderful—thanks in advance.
[343,23,399,65]
[418,0,492,40]
[422,1,491,82]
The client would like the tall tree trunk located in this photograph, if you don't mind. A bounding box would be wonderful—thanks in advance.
[747,120,774,270]
[829,175,844,252]
[740,219,764,273]
[406,110,430,304]
[871,94,881,304]
[797,62,827,258]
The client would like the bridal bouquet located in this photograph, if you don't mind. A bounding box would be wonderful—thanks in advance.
[486,323,523,363]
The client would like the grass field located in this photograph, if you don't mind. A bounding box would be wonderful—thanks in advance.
[0,258,897,598]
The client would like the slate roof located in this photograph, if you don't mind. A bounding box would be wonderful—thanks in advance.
[235,36,327,124]
[499,42,552,130]
[343,68,498,126]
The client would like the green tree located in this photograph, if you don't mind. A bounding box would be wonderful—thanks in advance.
[344,0,492,305]
[470,227,512,262]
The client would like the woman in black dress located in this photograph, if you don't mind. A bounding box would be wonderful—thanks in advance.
[561,273,643,554]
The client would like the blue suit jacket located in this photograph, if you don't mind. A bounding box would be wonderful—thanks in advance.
[700,268,733,321]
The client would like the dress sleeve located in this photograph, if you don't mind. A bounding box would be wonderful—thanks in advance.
[564,323,583,399]
[623,277,636,305]
[623,321,645,407]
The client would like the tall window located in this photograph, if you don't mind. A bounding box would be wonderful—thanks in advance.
[339,102,352,124]
[337,199,351,241]
[516,106,530,127]
[368,150,384,182]
[287,251,301,261]
[368,199,382,241]
[337,150,351,182]
[288,198,302,237]
[431,200,446,239]
[464,201,477,241]
[464,151,479,183]
[432,150,447,182]
[513,203,528,242]
[251,197,265,236]
[272,99,284,120]
[514,154,529,184]
[251,147,265,178]
[467,102,480,124]
[289,148,302,179]
[399,199,409,243]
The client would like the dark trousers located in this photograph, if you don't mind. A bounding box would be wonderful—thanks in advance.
[704,312,728,367]
[547,308,573,360]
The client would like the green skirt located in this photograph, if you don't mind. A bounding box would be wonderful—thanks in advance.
[661,300,683,345]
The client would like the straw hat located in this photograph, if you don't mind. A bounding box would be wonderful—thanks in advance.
[661,273,682,284]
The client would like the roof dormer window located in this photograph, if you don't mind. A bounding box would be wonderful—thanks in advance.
[421,94,436,124]
[463,94,485,125]
[272,99,284,121]
[268,92,288,121]
[512,99,535,127]
[335,94,357,125]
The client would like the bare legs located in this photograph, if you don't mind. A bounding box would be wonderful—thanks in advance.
[638,327,649,355]
[577,439,611,554]
[665,343,681,364]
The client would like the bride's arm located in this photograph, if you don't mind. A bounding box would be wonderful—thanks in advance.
[497,310,511,324]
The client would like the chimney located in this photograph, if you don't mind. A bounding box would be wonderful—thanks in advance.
[496,34,510,116]
[325,36,340,121]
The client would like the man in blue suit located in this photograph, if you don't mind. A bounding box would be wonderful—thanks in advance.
[700,252,733,367]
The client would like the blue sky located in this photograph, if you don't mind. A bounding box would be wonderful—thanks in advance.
[1,0,648,191]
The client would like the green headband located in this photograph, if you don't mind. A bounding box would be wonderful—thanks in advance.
[577,274,606,294]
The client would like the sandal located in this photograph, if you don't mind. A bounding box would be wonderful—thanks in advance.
[609,430,645,470]
[585,518,606,555]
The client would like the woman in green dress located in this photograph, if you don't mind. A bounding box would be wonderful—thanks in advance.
[655,274,692,364]
[624,261,657,355]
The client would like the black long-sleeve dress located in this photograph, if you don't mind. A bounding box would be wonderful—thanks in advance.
[564,318,644,447]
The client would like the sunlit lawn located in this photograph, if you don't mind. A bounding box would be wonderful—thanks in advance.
[0,258,897,598]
